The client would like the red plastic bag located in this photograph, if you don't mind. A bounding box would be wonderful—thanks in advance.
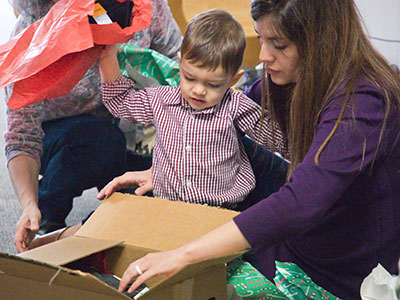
[0,0,152,110]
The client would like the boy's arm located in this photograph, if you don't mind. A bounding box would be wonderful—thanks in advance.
[100,47,155,125]
[234,93,285,151]
[99,45,121,83]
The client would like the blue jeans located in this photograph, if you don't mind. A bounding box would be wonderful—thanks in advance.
[38,114,127,223]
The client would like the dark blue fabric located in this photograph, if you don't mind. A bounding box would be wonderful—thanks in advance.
[39,114,127,222]
[236,136,288,212]
[238,136,288,270]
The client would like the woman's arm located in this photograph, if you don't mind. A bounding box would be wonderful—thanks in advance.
[8,155,41,252]
[119,220,250,293]
[5,95,45,252]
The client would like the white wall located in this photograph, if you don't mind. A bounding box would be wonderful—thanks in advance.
[0,2,17,44]
[355,0,400,66]
[0,2,16,131]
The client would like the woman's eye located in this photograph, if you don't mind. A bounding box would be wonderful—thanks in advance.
[274,44,287,50]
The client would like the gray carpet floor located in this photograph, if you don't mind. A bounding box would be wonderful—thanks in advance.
[0,90,101,254]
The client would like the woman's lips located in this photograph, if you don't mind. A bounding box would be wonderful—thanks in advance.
[267,68,278,75]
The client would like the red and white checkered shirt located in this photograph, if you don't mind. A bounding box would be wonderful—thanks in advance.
[102,76,286,207]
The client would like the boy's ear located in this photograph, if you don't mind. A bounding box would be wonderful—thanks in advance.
[230,69,245,87]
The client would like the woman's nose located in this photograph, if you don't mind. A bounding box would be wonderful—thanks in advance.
[259,43,275,63]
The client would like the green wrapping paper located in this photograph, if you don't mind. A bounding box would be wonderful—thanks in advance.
[227,259,342,300]
[227,258,289,300]
[117,44,180,87]
[114,44,180,155]
[273,261,342,300]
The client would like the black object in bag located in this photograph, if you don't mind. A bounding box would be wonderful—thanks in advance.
[81,265,148,299]
[89,0,134,29]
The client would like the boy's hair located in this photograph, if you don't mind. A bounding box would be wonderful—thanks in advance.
[181,9,246,76]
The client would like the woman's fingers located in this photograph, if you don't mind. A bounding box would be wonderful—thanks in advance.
[14,205,41,252]
[118,249,188,294]
[118,260,145,293]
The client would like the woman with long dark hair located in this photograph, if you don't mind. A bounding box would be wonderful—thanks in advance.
[107,1,400,298]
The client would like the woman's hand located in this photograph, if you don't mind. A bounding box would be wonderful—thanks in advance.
[28,223,82,250]
[118,221,251,293]
[97,167,153,200]
[118,247,189,293]
[14,202,41,252]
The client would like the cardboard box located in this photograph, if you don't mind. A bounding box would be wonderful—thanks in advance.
[0,193,240,299]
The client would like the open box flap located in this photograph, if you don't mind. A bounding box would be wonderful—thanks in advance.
[0,252,130,299]
[77,193,239,251]
[17,236,123,266]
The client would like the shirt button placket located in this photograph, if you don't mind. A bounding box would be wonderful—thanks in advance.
[183,114,194,196]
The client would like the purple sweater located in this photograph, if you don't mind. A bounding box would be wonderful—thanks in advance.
[236,80,400,299]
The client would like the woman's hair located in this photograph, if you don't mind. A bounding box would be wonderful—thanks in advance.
[181,9,246,76]
[251,0,400,176]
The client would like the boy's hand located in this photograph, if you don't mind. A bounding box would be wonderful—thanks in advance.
[97,168,153,200]
[100,44,118,60]
[99,44,121,83]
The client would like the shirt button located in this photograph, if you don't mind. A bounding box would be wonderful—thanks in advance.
[186,180,192,188]
[190,115,195,119]
[186,145,191,152]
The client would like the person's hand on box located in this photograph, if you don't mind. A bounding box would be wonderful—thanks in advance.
[118,221,251,294]
[97,167,153,200]
[14,202,41,252]
[118,247,189,294]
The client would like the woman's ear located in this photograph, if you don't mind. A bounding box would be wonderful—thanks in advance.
[230,69,245,86]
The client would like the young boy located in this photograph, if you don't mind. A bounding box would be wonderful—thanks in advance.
[99,9,273,208]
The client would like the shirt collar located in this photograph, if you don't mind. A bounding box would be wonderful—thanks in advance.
[165,87,233,116]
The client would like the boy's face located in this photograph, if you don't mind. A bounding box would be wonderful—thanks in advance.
[178,55,239,110]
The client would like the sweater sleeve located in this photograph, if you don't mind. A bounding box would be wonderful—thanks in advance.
[4,100,44,164]
[12,0,53,18]
[234,85,387,250]
[243,78,262,105]
[4,3,48,164]
[101,75,154,124]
